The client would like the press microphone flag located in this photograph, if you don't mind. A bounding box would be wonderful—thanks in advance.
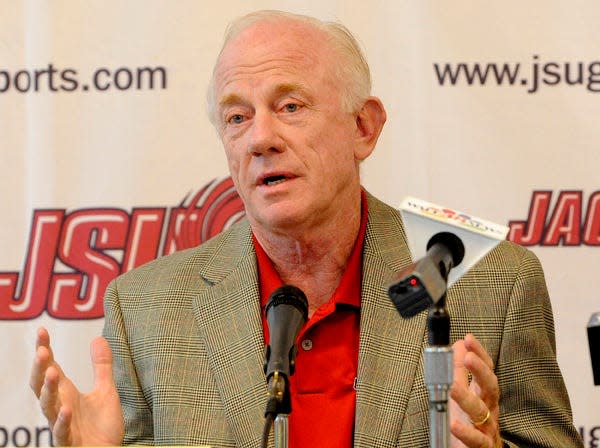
[399,197,509,287]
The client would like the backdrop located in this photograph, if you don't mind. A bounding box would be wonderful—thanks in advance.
[1,1,598,446]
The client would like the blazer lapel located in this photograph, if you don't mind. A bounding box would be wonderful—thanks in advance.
[191,223,268,448]
[354,194,428,447]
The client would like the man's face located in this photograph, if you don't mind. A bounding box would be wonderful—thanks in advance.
[213,19,364,235]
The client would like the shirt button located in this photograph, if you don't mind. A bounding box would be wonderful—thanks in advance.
[301,339,313,351]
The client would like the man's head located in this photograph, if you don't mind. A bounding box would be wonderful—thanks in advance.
[209,10,386,236]
[207,10,372,125]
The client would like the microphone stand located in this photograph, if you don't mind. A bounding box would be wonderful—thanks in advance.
[424,292,452,448]
[261,285,307,448]
[388,233,463,448]
[273,414,289,448]
[265,370,292,448]
[263,371,291,448]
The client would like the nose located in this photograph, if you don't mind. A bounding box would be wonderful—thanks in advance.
[247,110,285,156]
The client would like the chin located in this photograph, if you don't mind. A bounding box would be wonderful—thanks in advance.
[252,208,309,232]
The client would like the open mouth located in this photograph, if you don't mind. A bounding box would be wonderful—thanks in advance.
[263,175,288,186]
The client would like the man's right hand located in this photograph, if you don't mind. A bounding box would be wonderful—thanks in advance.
[29,327,124,446]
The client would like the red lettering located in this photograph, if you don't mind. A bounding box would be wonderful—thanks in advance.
[162,177,244,255]
[0,210,64,320]
[162,208,187,256]
[442,209,456,219]
[543,191,582,246]
[508,191,552,245]
[49,209,128,319]
[122,208,166,272]
[200,190,245,242]
[583,191,600,245]
[1,177,244,320]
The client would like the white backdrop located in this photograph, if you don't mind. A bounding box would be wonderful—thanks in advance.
[1,1,599,446]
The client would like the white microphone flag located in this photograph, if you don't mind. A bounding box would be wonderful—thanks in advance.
[399,197,509,287]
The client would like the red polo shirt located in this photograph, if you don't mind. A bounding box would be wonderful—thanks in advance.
[255,192,367,447]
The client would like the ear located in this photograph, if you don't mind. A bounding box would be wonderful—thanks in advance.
[354,96,387,161]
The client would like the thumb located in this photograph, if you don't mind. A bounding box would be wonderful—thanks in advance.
[90,337,115,391]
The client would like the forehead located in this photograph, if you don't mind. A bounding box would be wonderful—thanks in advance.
[214,19,336,93]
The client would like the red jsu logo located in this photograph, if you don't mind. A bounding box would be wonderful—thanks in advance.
[0,178,244,320]
[508,190,600,246]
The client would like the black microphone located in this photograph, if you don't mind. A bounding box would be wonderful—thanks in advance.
[263,285,308,400]
[388,232,465,319]
[261,288,308,448]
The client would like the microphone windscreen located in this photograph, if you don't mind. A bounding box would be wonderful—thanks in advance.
[264,285,308,379]
[266,285,308,320]
[427,232,465,267]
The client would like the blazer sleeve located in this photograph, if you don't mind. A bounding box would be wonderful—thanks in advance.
[103,278,155,445]
[496,248,582,447]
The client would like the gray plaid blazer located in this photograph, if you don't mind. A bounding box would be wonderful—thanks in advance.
[103,192,582,447]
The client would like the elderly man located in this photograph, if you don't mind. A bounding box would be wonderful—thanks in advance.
[31,10,582,448]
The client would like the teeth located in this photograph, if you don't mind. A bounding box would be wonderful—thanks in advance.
[265,177,287,186]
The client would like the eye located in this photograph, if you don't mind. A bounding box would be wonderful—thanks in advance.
[283,103,299,113]
[228,114,245,124]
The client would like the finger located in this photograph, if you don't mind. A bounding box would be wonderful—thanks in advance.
[30,328,52,396]
[53,406,74,447]
[90,336,115,391]
[31,330,68,398]
[464,333,494,370]
[35,327,51,351]
[452,339,469,389]
[39,366,61,425]
[450,339,480,425]
[35,327,59,367]
[30,326,60,398]
[462,337,500,406]
[30,344,51,397]
[451,338,494,428]
[464,350,499,401]
[451,418,493,448]
[450,373,489,424]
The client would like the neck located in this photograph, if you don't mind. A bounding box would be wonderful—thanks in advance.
[253,194,363,316]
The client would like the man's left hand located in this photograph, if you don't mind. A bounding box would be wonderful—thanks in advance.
[449,333,503,448]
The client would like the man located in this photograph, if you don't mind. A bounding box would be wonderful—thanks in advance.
[31,10,582,448]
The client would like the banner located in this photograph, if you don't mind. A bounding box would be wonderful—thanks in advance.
[2,1,598,446]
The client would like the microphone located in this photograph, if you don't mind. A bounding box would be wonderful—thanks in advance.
[388,197,509,448]
[389,197,509,318]
[261,285,308,448]
[263,285,308,406]
[389,232,465,319]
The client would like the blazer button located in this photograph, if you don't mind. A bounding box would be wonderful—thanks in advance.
[301,339,313,351]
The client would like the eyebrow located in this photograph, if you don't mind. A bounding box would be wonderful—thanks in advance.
[273,82,308,97]
[219,93,245,110]
[218,82,310,109]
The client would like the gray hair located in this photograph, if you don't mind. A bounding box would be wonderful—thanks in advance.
[206,10,372,127]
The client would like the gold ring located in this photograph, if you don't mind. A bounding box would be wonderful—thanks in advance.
[471,409,490,426]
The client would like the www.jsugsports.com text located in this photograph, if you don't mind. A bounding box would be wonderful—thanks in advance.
[434,55,600,93]
[0,63,167,93]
